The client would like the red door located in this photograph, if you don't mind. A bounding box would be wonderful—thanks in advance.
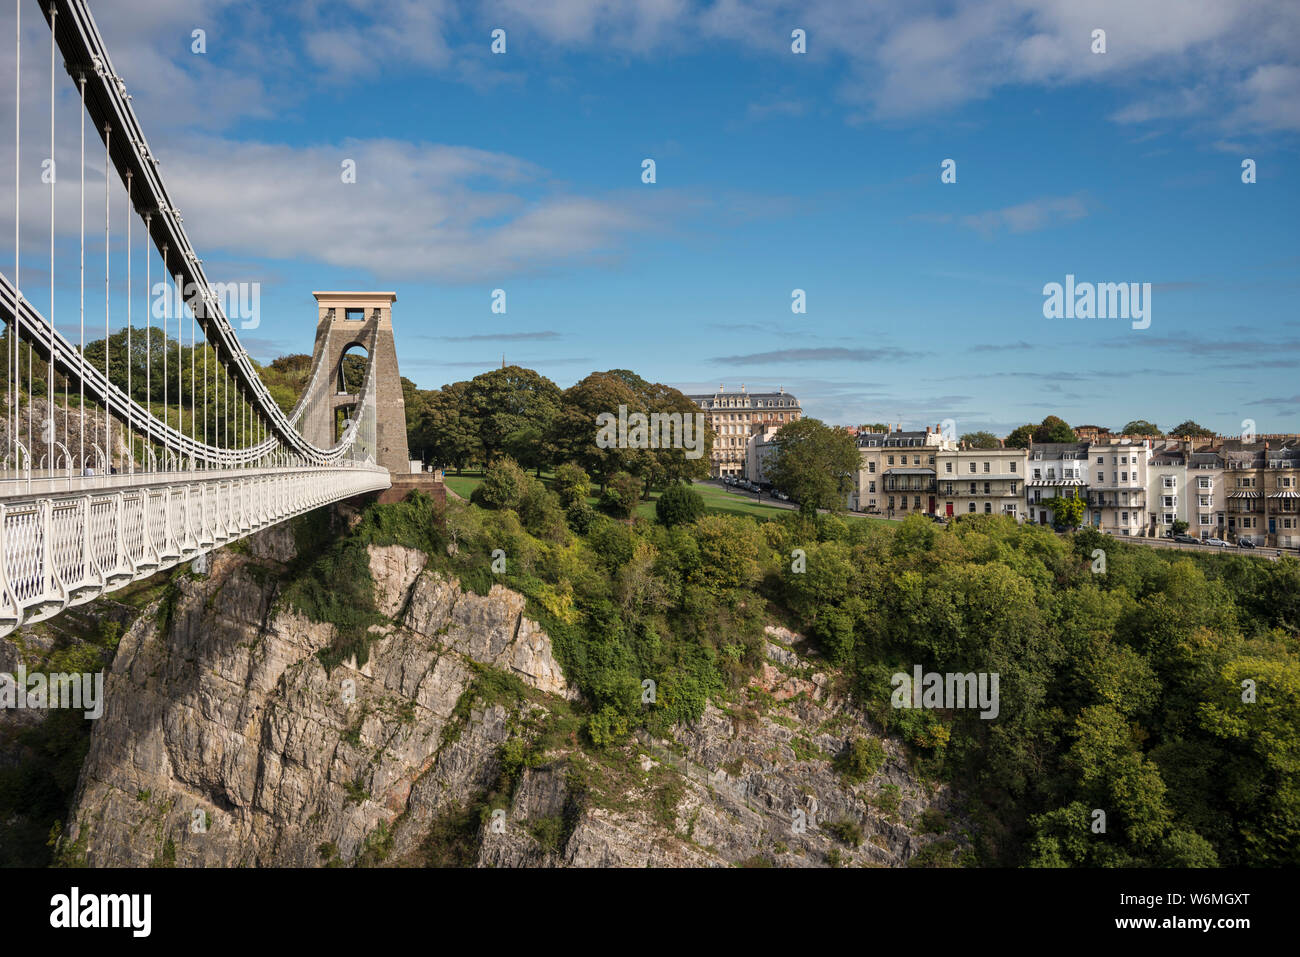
[928,496,936,514]
[945,503,954,517]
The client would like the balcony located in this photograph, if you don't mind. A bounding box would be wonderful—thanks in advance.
[1089,491,1147,508]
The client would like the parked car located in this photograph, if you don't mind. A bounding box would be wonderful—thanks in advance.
[1172,534,1199,545]
[1237,538,1257,549]
[1204,538,1231,547]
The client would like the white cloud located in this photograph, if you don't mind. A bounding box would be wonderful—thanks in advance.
[164,138,651,280]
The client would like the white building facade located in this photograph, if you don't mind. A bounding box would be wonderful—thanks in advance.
[1025,441,1090,526]
[1087,439,1152,536]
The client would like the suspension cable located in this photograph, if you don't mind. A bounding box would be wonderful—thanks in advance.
[14,0,21,472]
[78,74,85,473]
[161,244,167,462]
[126,169,132,473]
[145,213,150,470]
[104,122,111,472]
[48,2,56,475]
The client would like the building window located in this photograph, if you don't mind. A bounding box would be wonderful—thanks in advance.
[968,503,976,513]
[984,462,990,473]
[969,482,977,494]
[1010,462,1017,473]
[984,503,992,513]
[344,308,364,321]
[945,462,952,473]
[1200,515,1211,526]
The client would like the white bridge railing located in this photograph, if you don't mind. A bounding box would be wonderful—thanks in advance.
[0,464,391,637]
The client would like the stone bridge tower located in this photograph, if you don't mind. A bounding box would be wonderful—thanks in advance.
[305,291,411,475]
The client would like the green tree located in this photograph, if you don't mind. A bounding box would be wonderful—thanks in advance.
[766,418,860,517]
[600,470,642,518]
[552,462,591,509]
[461,365,563,472]
[1168,420,1214,438]
[1120,419,1162,436]
[418,380,482,473]
[551,372,648,487]
[656,483,706,527]
[1033,415,1076,443]
[959,431,1000,449]
[1044,492,1086,530]
[474,456,528,511]
[1005,424,1035,449]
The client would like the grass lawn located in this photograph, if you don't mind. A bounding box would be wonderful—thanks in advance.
[441,470,887,526]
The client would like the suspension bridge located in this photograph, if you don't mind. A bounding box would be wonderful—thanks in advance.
[0,1,427,637]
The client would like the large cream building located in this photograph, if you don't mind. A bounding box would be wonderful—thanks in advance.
[852,426,955,514]
[937,443,1028,520]
[688,385,802,478]
[1086,439,1151,536]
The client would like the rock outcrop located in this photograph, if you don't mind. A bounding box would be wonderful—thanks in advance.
[57,517,966,867]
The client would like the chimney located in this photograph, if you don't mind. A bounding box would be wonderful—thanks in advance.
[926,426,932,435]
[897,422,902,432]
[999,438,1005,448]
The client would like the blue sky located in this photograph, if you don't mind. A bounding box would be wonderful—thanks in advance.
[3,0,1298,436]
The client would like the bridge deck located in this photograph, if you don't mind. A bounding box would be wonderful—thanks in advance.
[0,465,392,637]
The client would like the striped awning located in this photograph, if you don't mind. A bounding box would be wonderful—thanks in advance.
[1268,490,1300,498]
[1227,490,1262,498]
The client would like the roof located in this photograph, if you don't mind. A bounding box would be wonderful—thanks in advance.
[1028,442,1089,457]
[690,391,799,406]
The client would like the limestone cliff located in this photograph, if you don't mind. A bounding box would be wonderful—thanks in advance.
[50,515,967,867]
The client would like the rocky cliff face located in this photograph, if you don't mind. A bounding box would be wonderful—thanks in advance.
[55,514,966,867]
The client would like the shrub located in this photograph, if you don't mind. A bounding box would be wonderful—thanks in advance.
[552,463,591,509]
[835,736,886,783]
[518,478,567,542]
[474,456,528,511]
[565,499,596,534]
[655,483,706,527]
[825,818,864,847]
[600,471,641,518]
[586,706,630,748]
